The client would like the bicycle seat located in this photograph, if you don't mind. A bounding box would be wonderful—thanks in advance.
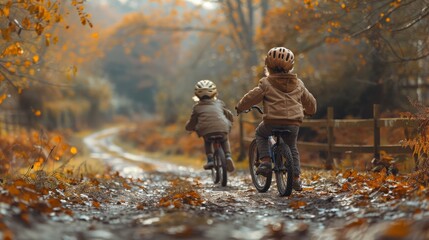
[208,135,224,141]
[271,129,291,135]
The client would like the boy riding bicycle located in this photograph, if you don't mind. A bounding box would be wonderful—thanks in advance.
[235,47,317,191]
[185,80,235,172]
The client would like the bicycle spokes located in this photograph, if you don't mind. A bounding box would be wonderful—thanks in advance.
[248,139,272,192]
[275,143,294,196]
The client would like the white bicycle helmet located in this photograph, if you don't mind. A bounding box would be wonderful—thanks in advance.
[265,47,294,72]
[194,80,217,99]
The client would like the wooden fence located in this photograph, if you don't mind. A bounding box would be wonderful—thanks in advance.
[0,109,34,135]
[238,104,419,169]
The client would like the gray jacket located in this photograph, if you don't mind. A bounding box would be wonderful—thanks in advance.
[185,99,233,137]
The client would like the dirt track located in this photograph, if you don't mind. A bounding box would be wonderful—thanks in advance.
[5,127,429,240]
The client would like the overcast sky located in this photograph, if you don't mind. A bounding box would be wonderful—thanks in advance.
[109,0,216,9]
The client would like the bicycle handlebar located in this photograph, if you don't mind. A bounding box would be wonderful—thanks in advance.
[238,105,313,119]
[240,105,263,115]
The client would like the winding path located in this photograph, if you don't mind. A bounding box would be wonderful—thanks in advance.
[78,127,429,240]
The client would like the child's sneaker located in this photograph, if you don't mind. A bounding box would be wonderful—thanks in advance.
[225,153,235,172]
[293,177,303,191]
[256,157,272,177]
[203,156,214,170]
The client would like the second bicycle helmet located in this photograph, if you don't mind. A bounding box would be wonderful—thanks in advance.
[194,80,217,99]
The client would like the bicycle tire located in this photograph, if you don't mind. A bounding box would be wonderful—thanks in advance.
[215,147,228,187]
[211,165,220,184]
[275,138,294,196]
[248,139,272,192]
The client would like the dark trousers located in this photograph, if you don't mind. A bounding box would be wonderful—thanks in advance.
[255,122,300,177]
[203,132,231,158]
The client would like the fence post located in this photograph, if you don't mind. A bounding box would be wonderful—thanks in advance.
[238,114,246,161]
[0,113,2,135]
[326,107,334,170]
[373,104,381,161]
[7,111,12,133]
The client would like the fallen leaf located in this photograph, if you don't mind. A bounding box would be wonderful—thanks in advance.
[289,201,307,209]
[382,220,411,238]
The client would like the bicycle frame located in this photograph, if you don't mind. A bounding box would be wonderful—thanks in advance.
[212,141,221,151]
[241,105,294,196]
[268,136,276,158]
[269,134,287,173]
[208,135,228,187]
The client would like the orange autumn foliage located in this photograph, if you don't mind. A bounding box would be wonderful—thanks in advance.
[119,119,243,161]
[0,0,91,94]
[401,100,429,185]
[0,130,79,176]
[158,178,203,209]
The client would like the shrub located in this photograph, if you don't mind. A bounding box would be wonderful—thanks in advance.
[402,100,429,185]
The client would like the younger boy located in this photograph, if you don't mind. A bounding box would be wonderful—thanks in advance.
[185,80,235,172]
[236,47,317,191]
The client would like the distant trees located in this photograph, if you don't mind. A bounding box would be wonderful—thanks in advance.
[40,0,425,126]
[18,75,112,130]
[101,12,184,118]
[0,1,114,130]
[261,0,429,117]
[106,0,274,122]
[268,0,429,62]
[215,0,270,82]
[0,0,91,93]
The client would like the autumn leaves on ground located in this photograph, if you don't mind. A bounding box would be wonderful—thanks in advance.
[2,0,429,239]
[0,122,429,239]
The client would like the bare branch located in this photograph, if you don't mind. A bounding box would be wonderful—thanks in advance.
[297,37,329,54]
[392,6,429,32]
[247,0,254,37]
[224,0,245,47]
[145,25,224,34]
[235,0,250,44]
[352,0,419,37]
[260,0,268,29]
[0,65,19,91]
[380,33,429,62]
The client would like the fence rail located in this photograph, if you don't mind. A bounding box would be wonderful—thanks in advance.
[238,104,418,169]
[0,109,34,134]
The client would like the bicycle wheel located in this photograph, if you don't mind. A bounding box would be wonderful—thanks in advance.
[275,139,294,196]
[215,148,228,186]
[248,139,271,192]
[211,163,220,184]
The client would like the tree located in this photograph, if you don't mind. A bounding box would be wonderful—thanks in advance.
[216,0,269,73]
[101,11,184,117]
[127,0,272,85]
[259,0,429,117]
[0,0,91,95]
[110,0,274,123]
[191,0,272,88]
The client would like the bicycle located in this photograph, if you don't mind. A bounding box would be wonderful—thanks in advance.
[208,135,228,187]
[241,106,294,196]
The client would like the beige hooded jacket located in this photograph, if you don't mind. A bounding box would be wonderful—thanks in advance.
[236,73,317,126]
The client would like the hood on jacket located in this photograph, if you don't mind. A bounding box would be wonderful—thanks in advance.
[197,98,216,105]
[267,73,299,93]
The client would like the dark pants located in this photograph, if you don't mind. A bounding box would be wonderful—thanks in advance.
[203,132,231,159]
[255,122,300,177]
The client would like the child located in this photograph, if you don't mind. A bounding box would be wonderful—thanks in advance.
[185,80,235,172]
[236,47,317,191]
